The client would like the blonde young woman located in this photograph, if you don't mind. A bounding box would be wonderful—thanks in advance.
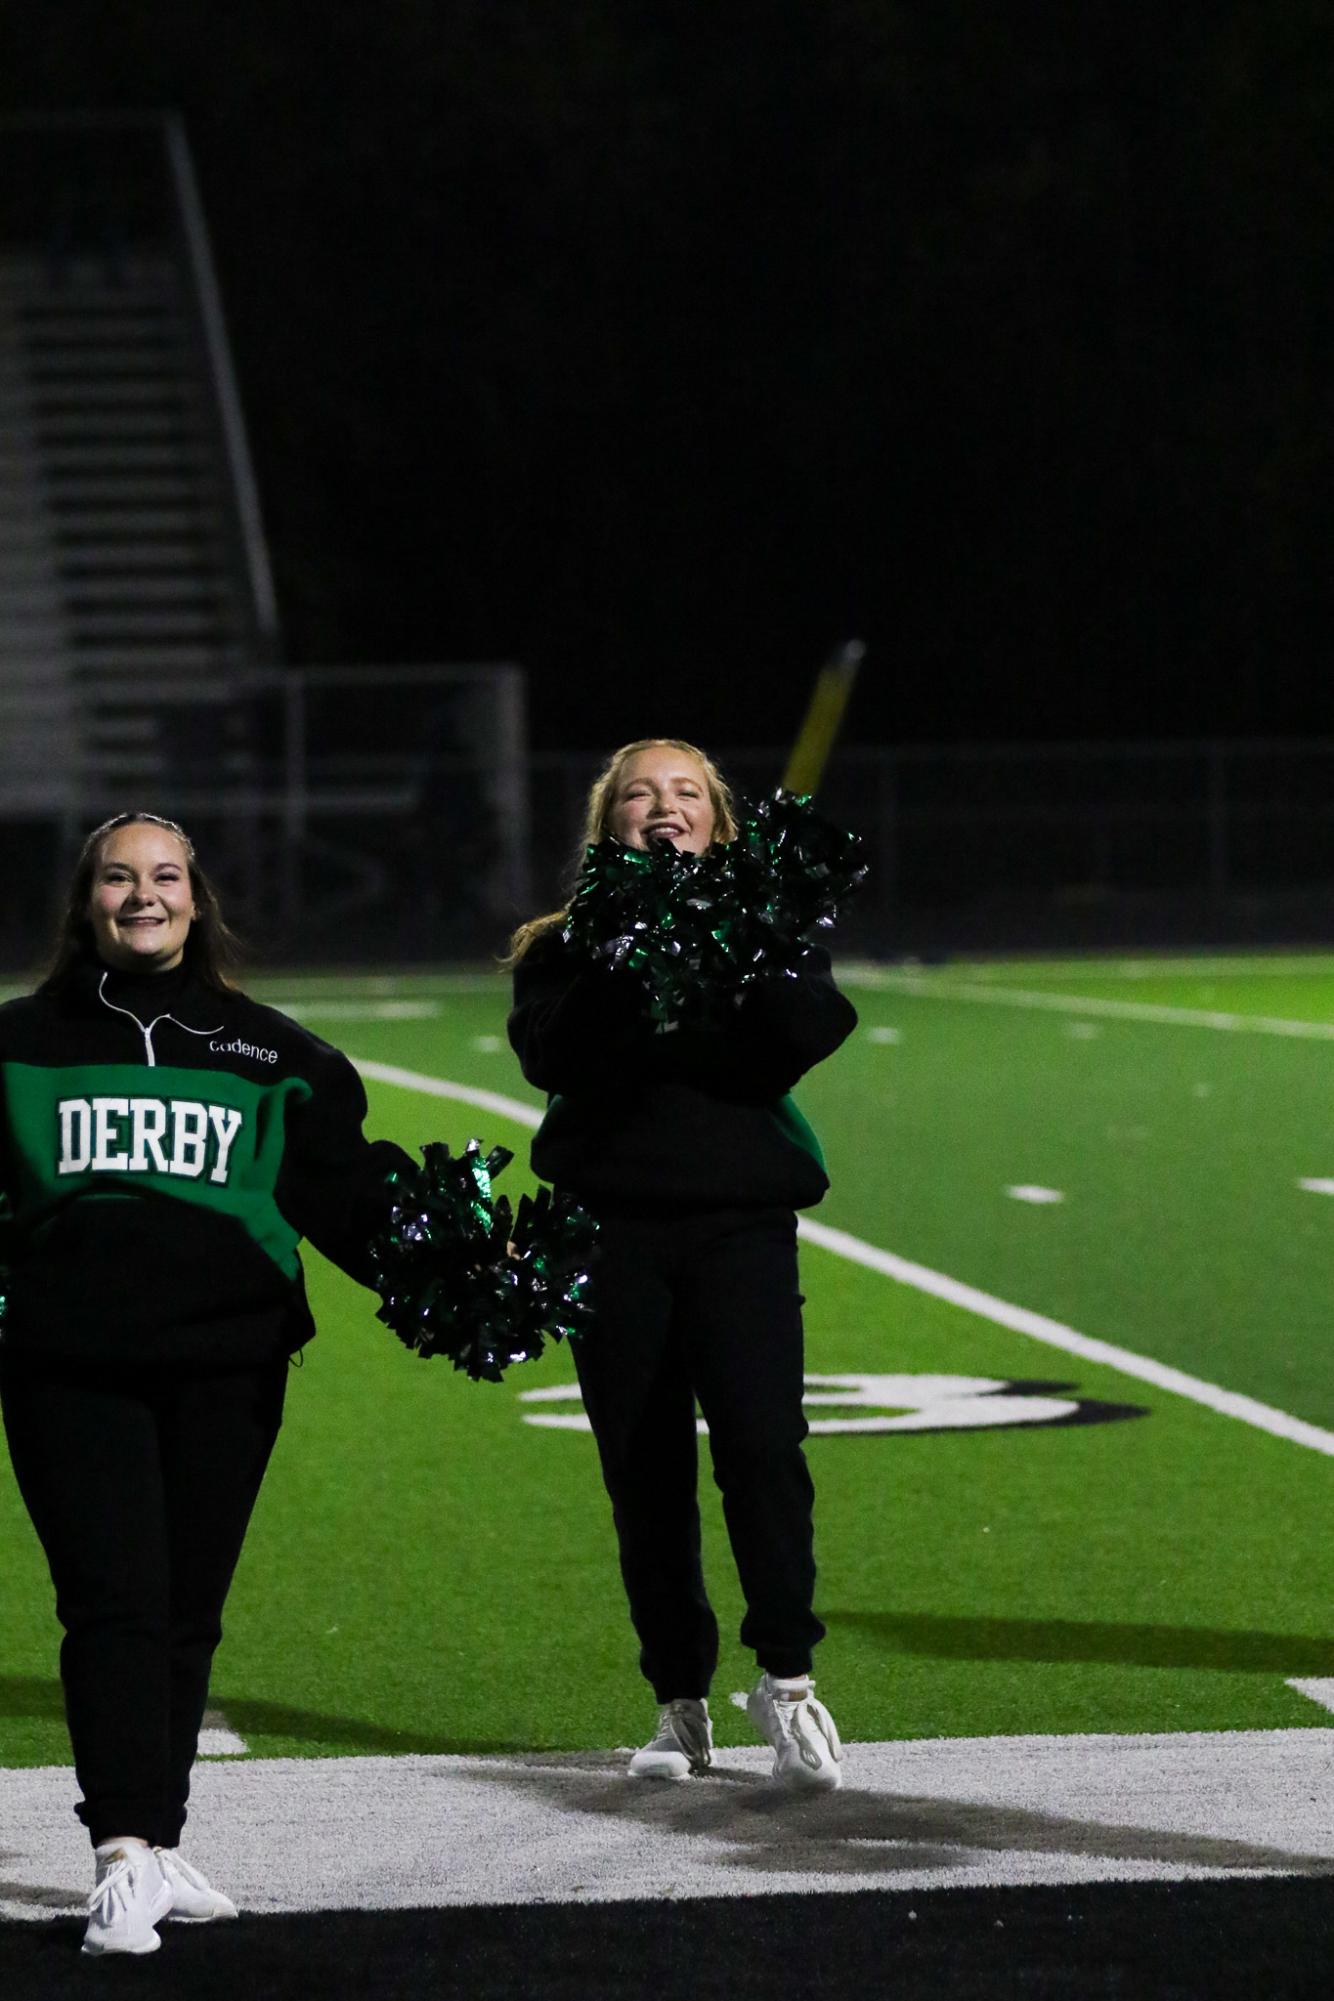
[507,740,856,1786]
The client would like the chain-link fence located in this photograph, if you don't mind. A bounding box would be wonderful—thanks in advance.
[4,731,1331,974]
[532,740,1334,959]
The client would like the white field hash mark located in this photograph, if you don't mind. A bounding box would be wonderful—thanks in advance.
[351,1058,1334,1460]
[1005,1185,1065,1204]
[1297,1179,1334,1196]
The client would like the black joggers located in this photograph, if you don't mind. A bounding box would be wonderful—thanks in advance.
[0,1353,286,1848]
[571,1204,824,1702]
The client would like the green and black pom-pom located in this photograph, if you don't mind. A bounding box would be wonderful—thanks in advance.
[562,788,867,1023]
[369,1140,596,1382]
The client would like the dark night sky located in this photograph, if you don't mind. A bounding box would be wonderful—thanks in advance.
[4,0,1333,752]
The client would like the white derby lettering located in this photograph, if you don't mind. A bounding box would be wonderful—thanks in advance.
[58,1097,244,1186]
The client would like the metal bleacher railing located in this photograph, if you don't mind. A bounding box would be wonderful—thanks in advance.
[0,112,277,819]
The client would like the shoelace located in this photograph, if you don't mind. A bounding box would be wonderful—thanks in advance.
[663,1702,711,1765]
[775,1693,843,1771]
[156,1850,184,1893]
[86,1854,138,1922]
[157,1849,213,1898]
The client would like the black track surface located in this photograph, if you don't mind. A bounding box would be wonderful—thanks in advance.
[3,1879,1332,2001]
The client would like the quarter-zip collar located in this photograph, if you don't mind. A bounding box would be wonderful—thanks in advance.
[69,958,228,1069]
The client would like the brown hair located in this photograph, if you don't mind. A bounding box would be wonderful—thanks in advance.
[41,811,242,995]
[506,738,738,963]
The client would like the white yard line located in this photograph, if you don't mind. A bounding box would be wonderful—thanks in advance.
[3,1729,1332,1917]
[252,972,505,996]
[352,1060,1334,1459]
[795,1218,1334,1458]
[354,1057,544,1130]
[841,971,1334,1041]
[843,956,1334,983]
[273,1000,442,1021]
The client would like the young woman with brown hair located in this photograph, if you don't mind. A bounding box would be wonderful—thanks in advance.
[0,812,413,1953]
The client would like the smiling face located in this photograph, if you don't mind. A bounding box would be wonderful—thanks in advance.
[87,821,198,973]
[607,745,718,855]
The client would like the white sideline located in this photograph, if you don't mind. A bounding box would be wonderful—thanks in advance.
[4,1729,1332,1918]
[352,1057,1334,1460]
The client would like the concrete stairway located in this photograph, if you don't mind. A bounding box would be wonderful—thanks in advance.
[0,248,255,815]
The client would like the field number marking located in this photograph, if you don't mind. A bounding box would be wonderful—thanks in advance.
[1287,1679,1334,1715]
[353,1058,1334,1460]
[519,1374,1097,1435]
[197,1709,249,1757]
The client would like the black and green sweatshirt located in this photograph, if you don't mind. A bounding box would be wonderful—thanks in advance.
[507,932,857,1211]
[0,959,411,1366]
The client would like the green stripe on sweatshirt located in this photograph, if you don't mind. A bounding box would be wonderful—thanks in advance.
[0,1060,312,1278]
[772,1093,826,1171]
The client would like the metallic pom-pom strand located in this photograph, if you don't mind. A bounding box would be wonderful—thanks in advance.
[368,1139,596,1382]
[507,1184,598,1354]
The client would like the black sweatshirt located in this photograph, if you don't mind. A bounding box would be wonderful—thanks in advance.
[507,932,857,1211]
[0,959,411,1366]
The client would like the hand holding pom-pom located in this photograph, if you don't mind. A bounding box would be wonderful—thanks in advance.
[562,789,867,1025]
[562,838,704,1023]
[369,1140,596,1381]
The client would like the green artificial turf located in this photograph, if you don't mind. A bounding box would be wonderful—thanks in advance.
[831,961,1334,1427]
[1,958,1331,1771]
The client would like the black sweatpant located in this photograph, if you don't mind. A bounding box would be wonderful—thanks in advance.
[0,1353,286,1848]
[571,1204,824,1702]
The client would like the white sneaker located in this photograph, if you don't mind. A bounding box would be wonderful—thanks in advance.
[155,1846,239,1921]
[746,1674,844,1790]
[628,1697,713,1779]
[82,1840,173,1956]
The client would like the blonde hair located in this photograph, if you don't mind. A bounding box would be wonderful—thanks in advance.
[506,738,738,963]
